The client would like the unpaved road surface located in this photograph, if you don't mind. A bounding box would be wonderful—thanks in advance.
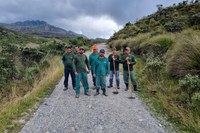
[20,44,167,133]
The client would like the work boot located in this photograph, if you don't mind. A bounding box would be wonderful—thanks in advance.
[63,87,68,91]
[92,86,96,90]
[73,86,76,90]
[117,86,120,89]
[102,89,108,96]
[94,89,99,96]
[134,85,140,91]
[75,94,79,98]
[107,85,113,88]
[125,84,129,91]
[84,92,91,96]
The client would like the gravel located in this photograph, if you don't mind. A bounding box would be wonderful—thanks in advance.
[20,44,167,133]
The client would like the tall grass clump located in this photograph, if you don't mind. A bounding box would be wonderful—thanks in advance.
[167,35,200,78]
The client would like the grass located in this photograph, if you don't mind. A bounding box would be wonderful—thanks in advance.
[0,56,63,132]
[135,58,200,133]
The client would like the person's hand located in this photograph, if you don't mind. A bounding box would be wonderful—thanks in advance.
[75,72,78,76]
[93,74,96,77]
[126,57,129,61]
[112,56,116,61]
[127,61,130,65]
[87,70,91,74]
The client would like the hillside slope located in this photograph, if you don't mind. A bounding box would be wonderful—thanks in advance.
[107,1,200,133]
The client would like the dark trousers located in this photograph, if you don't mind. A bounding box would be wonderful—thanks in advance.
[91,70,96,86]
[64,68,76,88]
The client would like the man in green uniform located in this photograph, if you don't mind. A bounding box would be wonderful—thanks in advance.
[93,49,110,96]
[74,47,91,98]
[62,46,76,90]
[108,47,120,89]
[121,47,138,91]
[73,46,79,56]
[89,45,99,89]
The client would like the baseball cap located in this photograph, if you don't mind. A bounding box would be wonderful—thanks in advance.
[125,47,130,50]
[100,49,105,53]
[79,47,85,50]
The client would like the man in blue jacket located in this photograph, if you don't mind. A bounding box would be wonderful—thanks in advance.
[93,49,110,96]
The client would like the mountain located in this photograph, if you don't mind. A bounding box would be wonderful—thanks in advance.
[0,20,86,38]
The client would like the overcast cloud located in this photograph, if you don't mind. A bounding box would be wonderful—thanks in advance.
[0,0,184,39]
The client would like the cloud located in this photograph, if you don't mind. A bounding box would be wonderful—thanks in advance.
[53,15,122,39]
[0,0,185,38]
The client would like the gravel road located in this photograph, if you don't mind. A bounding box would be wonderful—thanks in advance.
[20,44,167,133]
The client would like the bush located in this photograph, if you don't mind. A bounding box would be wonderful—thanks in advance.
[23,66,40,87]
[164,20,184,32]
[191,92,200,109]
[21,47,46,64]
[167,35,200,78]
[179,74,200,102]
[143,56,165,80]
[189,12,200,26]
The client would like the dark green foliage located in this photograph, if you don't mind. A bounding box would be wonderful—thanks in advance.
[164,20,184,32]
[142,56,165,80]
[189,12,200,25]
[23,66,40,87]
[179,74,200,102]
[40,59,51,68]
[21,47,46,64]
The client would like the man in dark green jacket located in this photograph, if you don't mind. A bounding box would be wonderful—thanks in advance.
[108,47,120,89]
[62,46,76,90]
[121,47,138,91]
[93,49,110,96]
[73,46,79,56]
[74,47,91,98]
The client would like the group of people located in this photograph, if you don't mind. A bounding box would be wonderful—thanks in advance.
[62,45,138,98]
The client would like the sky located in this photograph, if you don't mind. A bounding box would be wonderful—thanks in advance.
[0,0,185,39]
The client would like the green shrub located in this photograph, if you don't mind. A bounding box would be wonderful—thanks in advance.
[167,35,200,78]
[164,20,184,32]
[191,92,200,109]
[21,47,46,64]
[189,12,200,26]
[23,66,40,86]
[40,59,51,68]
[150,35,174,50]
[179,74,200,102]
[143,56,165,80]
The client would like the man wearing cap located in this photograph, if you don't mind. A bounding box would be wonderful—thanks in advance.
[73,46,79,56]
[93,49,110,96]
[121,47,138,91]
[108,47,120,89]
[89,45,99,89]
[74,47,91,98]
[62,45,76,91]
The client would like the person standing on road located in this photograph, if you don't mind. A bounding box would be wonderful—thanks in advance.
[89,45,99,89]
[74,47,91,98]
[108,47,120,89]
[73,46,79,56]
[121,47,138,91]
[93,49,110,96]
[62,46,76,91]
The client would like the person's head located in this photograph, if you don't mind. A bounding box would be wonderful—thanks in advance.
[66,46,72,53]
[112,47,117,55]
[79,47,85,54]
[74,46,79,53]
[92,45,98,54]
[125,47,130,55]
[99,49,105,57]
